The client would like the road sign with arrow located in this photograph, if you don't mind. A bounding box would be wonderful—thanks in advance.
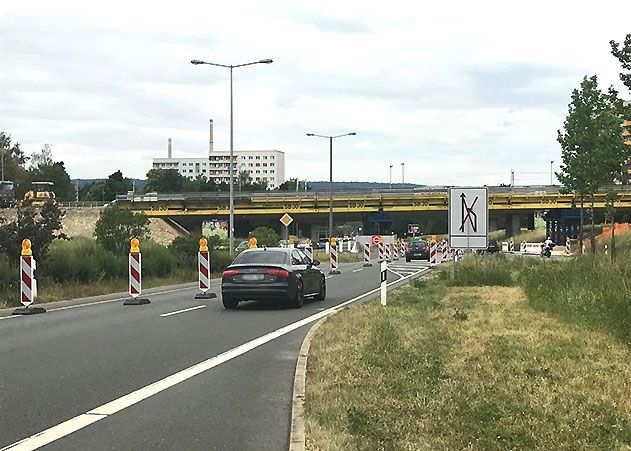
[448,187,488,249]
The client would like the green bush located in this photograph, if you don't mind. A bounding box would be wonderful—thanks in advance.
[249,226,279,247]
[94,205,150,255]
[141,241,177,278]
[45,238,119,282]
[168,235,226,271]
[0,252,17,294]
[210,250,233,274]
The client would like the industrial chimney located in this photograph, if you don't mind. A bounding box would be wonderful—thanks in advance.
[168,138,172,158]
[209,119,214,154]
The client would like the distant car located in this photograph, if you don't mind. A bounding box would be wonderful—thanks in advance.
[221,247,326,309]
[405,239,430,262]
[314,238,329,250]
[234,240,249,253]
[296,240,311,250]
[486,238,499,253]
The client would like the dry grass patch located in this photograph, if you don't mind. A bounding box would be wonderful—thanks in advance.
[305,282,631,450]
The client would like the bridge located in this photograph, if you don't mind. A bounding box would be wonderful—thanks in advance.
[114,186,631,239]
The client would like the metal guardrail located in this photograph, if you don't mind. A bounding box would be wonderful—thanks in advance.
[59,201,108,208]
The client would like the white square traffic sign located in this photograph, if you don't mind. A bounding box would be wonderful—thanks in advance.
[448,187,488,249]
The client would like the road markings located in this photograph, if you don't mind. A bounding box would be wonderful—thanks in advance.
[352,268,363,273]
[0,267,428,451]
[160,305,206,317]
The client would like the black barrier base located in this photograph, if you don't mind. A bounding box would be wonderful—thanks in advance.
[12,306,47,315]
[363,263,373,267]
[328,270,341,275]
[123,297,151,305]
[195,292,217,300]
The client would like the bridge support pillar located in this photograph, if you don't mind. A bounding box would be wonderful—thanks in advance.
[506,214,521,238]
[489,217,499,232]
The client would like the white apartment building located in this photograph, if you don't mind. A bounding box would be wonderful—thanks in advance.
[152,149,286,189]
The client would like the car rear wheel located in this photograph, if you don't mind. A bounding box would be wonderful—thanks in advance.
[290,280,305,308]
[314,277,326,301]
[406,257,411,262]
[222,296,238,309]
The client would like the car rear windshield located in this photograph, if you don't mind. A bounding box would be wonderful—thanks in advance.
[232,250,288,265]
[411,241,427,247]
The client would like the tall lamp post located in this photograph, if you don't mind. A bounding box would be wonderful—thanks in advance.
[306,132,356,239]
[389,164,393,189]
[191,58,273,255]
[550,160,554,185]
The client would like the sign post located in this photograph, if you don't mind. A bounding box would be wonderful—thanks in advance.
[380,261,387,306]
[279,213,293,242]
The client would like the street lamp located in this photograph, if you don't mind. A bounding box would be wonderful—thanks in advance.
[306,132,357,239]
[550,160,555,185]
[401,162,405,185]
[191,58,273,255]
[389,164,393,189]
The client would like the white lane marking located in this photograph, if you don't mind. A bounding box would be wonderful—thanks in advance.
[0,286,207,321]
[160,305,206,317]
[1,268,428,451]
[352,268,363,273]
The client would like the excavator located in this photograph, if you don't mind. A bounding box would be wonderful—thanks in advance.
[22,181,57,208]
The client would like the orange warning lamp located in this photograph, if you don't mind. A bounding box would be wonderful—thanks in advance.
[21,239,32,256]
[199,238,208,252]
[430,234,437,244]
[130,238,140,254]
[248,237,258,249]
[330,237,337,246]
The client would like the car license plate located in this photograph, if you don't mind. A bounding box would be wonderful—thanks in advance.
[241,274,263,281]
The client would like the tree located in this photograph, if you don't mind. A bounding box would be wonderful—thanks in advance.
[248,226,279,247]
[557,75,628,253]
[94,205,150,255]
[611,34,631,92]
[29,161,75,201]
[0,200,66,264]
[278,178,308,191]
[0,132,29,186]
[144,169,185,193]
[29,144,53,171]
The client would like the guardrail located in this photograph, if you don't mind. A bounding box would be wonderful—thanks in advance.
[59,201,108,208]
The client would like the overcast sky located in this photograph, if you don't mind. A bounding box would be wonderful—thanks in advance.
[1,1,629,186]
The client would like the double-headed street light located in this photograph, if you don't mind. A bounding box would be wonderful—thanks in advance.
[191,58,273,255]
[306,132,356,239]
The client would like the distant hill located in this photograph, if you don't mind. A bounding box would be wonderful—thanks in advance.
[305,181,426,191]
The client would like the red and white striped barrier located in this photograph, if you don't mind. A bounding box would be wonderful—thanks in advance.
[363,242,372,267]
[429,242,438,265]
[196,238,217,300]
[400,240,405,259]
[378,241,385,262]
[386,243,392,262]
[442,242,449,261]
[305,245,314,262]
[124,238,150,305]
[565,237,571,254]
[12,239,46,315]
[329,241,341,275]
[392,242,399,261]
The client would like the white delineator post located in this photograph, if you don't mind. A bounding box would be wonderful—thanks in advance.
[124,238,150,305]
[380,261,387,307]
[363,242,372,267]
[196,238,217,300]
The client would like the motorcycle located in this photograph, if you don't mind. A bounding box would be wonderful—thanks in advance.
[541,242,554,258]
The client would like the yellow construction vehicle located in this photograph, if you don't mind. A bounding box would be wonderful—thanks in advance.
[22,181,56,208]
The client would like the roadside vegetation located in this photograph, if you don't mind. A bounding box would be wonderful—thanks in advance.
[306,257,631,450]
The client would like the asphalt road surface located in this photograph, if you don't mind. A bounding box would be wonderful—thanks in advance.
[0,258,429,451]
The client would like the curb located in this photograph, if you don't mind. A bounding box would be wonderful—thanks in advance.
[289,315,330,451]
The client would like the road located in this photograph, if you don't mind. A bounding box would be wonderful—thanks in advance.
[0,259,429,450]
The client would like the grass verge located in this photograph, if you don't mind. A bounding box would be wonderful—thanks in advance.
[314,251,363,263]
[305,280,631,450]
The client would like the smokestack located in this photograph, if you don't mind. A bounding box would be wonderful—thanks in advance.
[168,138,172,158]
[209,119,214,154]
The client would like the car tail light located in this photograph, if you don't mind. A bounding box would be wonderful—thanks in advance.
[265,268,290,278]
[405,245,411,252]
[424,245,429,251]
[222,269,240,279]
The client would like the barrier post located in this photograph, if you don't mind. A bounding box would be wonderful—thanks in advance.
[565,237,571,254]
[509,238,515,252]
[429,242,438,266]
[363,242,372,267]
[380,261,387,307]
[12,239,46,315]
[400,239,406,259]
[378,241,385,262]
[329,237,341,275]
[442,241,449,262]
[124,238,150,305]
[195,238,217,300]
[392,241,399,261]
[305,245,314,263]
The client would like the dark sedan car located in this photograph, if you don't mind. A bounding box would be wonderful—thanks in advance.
[405,239,430,262]
[221,247,326,309]
[486,238,499,253]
